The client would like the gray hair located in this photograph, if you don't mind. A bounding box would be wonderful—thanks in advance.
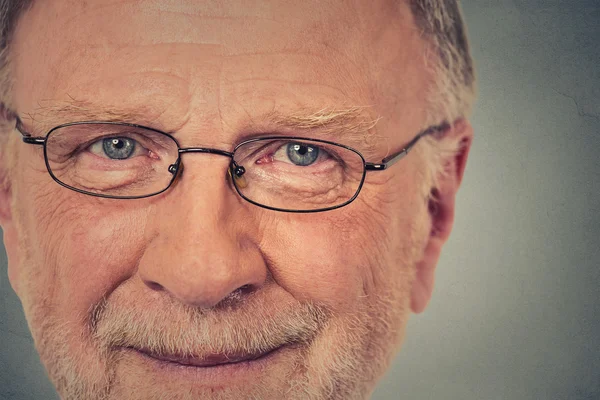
[410,0,476,125]
[407,0,476,195]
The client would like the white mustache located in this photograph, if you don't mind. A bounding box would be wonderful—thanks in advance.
[90,294,329,359]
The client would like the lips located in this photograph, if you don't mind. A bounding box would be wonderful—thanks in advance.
[131,346,280,368]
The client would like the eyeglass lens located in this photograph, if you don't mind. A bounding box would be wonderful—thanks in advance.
[44,123,366,211]
[232,138,365,211]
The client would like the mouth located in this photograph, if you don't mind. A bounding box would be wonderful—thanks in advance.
[130,346,282,368]
[115,343,295,387]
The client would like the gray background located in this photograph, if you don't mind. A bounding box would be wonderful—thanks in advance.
[1,1,599,399]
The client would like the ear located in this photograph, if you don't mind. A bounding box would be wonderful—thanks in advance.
[0,173,22,297]
[0,110,22,296]
[2,220,21,297]
[410,119,473,314]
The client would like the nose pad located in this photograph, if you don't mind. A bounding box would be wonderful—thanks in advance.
[229,165,248,188]
[158,163,183,194]
[234,165,246,177]
[168,159,183,176]
[168,161,185,192]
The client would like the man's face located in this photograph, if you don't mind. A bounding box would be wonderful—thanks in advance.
[2,0,456,399]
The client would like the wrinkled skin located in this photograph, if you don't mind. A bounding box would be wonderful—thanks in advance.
[0,0,472,399]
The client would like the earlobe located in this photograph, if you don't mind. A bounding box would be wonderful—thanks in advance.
[410,119,473,314]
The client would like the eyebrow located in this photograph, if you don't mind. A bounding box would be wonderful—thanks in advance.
[21,101,383,152]
[252,106,382,150]
[262,106,380,135]
[20,101,166,135]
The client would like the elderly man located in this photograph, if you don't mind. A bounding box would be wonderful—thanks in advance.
[0,0,474,399]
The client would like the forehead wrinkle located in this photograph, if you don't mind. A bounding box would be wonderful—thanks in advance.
[130,0,280,22]
[227,78,352,101]
[58,0,145,27]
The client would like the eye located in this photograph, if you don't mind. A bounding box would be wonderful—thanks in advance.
[286,143,318,166]
[88,137,140,160]
[273,142,327,166]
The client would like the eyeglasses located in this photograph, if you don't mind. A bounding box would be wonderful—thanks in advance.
[16,118,448,213]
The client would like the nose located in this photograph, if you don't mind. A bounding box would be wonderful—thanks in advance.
[137,158,267,308]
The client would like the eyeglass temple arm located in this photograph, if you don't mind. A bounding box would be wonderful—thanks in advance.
[364,122,450,171]
[15,117,45,145]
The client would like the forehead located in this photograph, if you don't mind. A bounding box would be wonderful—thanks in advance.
[11,0,429,137]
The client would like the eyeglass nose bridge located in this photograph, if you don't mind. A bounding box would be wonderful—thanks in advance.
[178,147,234,157]
[169,147,245,177]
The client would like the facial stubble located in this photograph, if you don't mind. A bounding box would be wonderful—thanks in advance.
[13,202,420,400]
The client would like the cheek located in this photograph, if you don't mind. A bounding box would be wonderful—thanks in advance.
[18,177,150,323]
[57,211,147,312]
[258,205,400,310]
[266,175,428,310]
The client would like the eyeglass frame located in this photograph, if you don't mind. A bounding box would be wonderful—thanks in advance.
[15,116,449,213]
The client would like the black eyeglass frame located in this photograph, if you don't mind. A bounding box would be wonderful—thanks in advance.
[15,117,449,213]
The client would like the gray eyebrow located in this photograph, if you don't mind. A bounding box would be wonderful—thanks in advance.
[20,99,166,135]
[264,106,380,134]
[252,106,383,154]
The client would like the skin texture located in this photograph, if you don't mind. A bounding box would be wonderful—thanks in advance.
[0,0,472,399]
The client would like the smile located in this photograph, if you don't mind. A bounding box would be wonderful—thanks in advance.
[120,344,291,383]
[131,346,282,368]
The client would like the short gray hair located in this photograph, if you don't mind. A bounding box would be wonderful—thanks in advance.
[410,0,476,125]
[407,0,475,196]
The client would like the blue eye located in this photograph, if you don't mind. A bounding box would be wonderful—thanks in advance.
[102,137,136,159]
[286,142,319,166]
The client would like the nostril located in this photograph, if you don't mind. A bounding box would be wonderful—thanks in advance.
[145,281,164,291]
[221,284,253,305]
[238,284,252,293]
